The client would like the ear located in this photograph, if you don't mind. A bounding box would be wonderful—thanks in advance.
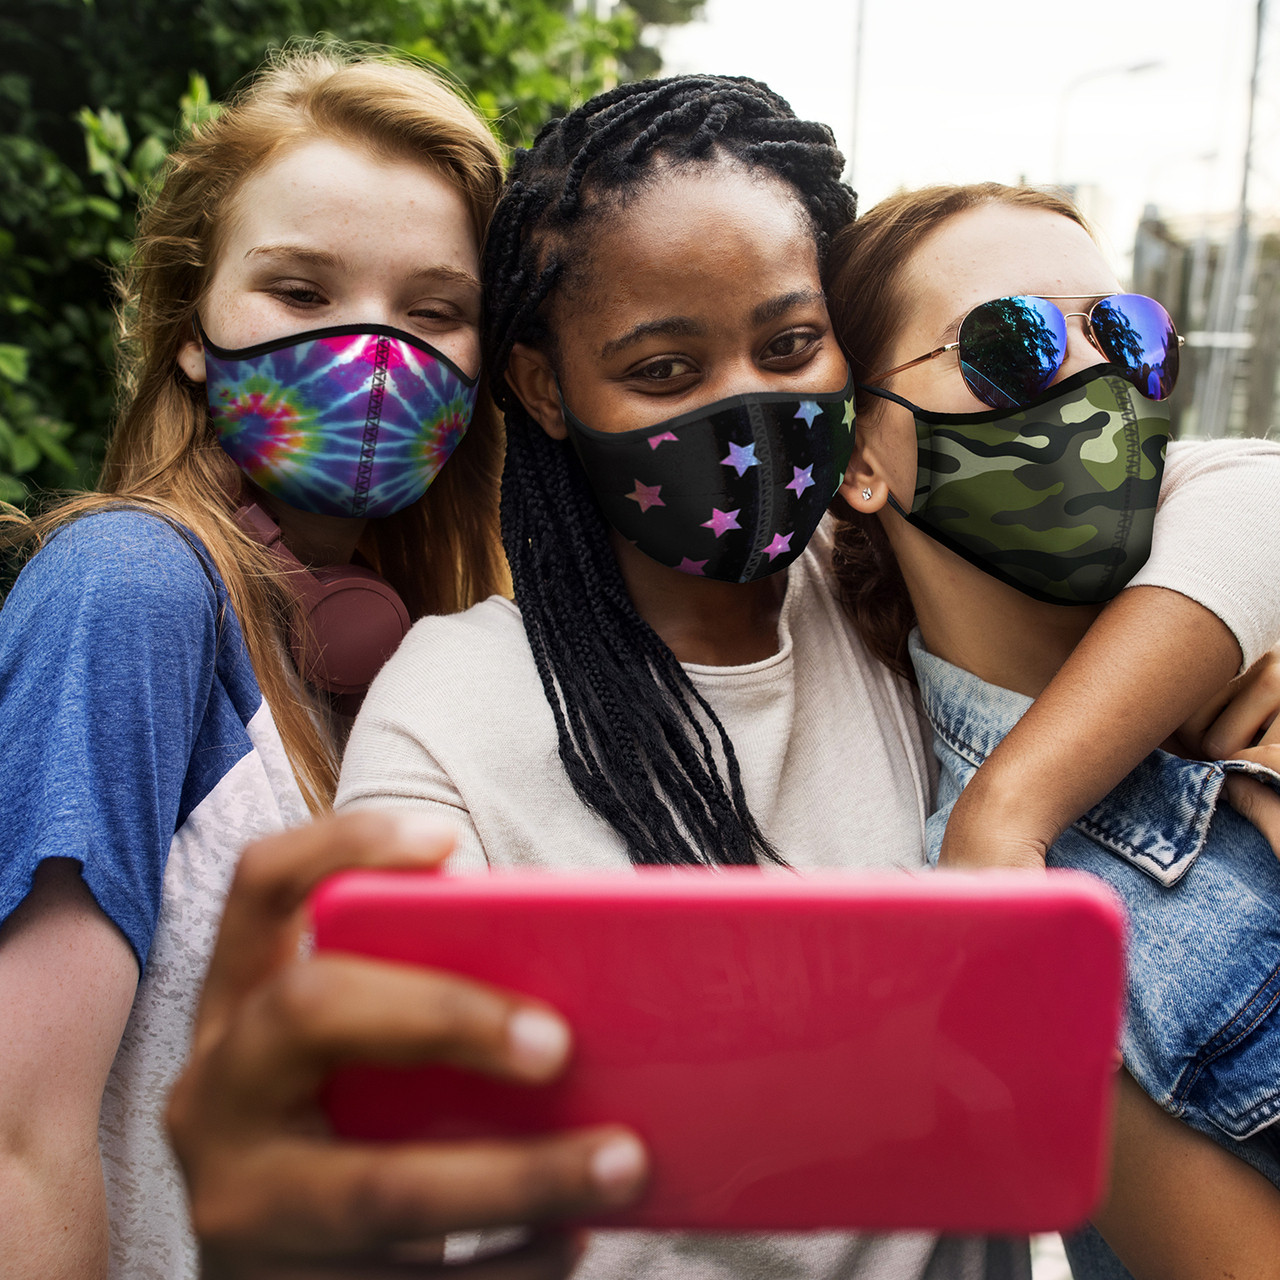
[177,336,207,385]
[838,431,894,515]
[505,343,567,440]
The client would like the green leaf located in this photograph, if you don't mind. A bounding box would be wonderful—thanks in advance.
[29,422,77,471]
[84,195,120,220]
[0,345,29,384]
[9,435,39,473]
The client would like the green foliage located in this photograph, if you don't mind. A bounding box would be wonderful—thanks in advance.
[0,0,702,504]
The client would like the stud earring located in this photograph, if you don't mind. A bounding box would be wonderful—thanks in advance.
[861,487,872,502]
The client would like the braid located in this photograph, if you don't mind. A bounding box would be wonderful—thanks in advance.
[482,75,855,868]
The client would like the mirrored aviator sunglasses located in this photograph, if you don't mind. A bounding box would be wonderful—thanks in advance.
[871,293,1184,411]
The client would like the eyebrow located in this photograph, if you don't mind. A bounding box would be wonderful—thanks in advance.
[245,243,479,291]
[751,289,825,326]
[599,315,708,360]
[245,243,343,268]
[597,289,827,360]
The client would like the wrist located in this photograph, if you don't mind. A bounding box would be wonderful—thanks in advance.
[939,766,1056,870]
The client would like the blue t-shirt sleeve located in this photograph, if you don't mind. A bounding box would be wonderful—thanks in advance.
[0,511,221,968]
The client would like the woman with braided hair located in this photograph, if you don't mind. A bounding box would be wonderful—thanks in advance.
[339,74,1280,1278]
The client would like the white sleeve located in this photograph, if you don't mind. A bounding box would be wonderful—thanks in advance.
[1128,437,1280,672]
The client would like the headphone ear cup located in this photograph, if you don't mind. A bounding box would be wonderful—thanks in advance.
[294,565,411,696]
[234,502,410,700]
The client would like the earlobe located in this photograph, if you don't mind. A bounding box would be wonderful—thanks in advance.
[177,339,207,385]
[839,441,891,514]
[505,344,568,441]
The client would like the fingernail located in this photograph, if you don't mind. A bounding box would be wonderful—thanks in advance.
[590,1134,647,1199]
[507,1008,571,1075]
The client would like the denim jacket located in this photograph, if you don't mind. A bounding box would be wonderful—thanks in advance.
[911,632,1280,1164]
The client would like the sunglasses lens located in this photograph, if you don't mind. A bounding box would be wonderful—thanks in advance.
[1089,294,1180,400]
[958,296,1068,410]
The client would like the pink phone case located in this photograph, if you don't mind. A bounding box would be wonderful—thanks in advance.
[311,868,1124,1233]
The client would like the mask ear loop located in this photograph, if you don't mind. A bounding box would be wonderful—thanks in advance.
[855,382,917,520]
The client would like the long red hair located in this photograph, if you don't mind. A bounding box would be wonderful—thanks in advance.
[2,46,509,810]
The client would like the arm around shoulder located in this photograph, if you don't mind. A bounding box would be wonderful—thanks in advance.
[939,438,1280,868]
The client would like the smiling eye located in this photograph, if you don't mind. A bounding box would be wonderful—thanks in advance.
[409,302,473,331]
[762,330,821,365]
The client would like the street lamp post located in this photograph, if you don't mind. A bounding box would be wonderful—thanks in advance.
[848,0,866,180]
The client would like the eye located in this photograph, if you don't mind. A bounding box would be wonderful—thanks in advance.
[269,282,327,309]
[630,356,698,384]
[761,329,822,367]
[408,301,474,331]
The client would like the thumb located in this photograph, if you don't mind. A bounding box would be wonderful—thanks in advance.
[1224,772,1280,862]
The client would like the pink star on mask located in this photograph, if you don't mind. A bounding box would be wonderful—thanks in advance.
[647,430,679,450]
[763,531,793,561]
[786,465,815,496]
[676,557,708,576]
[701,507,742,538]
[626,480,665,512]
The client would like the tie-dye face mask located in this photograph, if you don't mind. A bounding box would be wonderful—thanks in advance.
[199,321,478,519]
[862,366,1169,605]
[562,372,855,583]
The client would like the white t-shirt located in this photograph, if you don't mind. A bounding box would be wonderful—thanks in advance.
[337,438,1280,1280]
[338,521,1022,1280]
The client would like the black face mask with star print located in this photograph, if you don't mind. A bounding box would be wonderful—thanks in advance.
[561,371,856,584]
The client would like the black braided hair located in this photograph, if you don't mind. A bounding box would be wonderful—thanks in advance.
[482,75,856,868]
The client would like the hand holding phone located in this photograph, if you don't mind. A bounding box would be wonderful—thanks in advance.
[313,868,1124,1234]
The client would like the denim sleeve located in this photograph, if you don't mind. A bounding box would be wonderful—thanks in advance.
[0,511,220,967]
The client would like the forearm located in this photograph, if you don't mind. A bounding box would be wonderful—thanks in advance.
[941,586,1241,867]
[0,860,137,1280]
[0,1144,109,1279]
[1093,1071,1280,1280]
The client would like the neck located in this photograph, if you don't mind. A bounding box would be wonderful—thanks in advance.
[254,488,368,568]
[612,530,787,666]
[884,512,1101,697]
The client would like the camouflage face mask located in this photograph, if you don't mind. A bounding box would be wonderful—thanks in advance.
[862,366,1170,605]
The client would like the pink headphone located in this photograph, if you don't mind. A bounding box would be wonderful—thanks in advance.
[234,503,410,701]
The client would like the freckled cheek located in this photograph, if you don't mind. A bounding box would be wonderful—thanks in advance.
[441,330,482,382]
[196,282,280,349]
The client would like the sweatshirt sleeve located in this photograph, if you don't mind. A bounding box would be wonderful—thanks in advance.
[1128,437,1280,672]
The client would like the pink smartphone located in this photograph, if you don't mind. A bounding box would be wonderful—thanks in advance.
[311,868,1124,1234]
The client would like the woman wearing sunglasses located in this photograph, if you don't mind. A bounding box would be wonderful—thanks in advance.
[829,182,1280,1278]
